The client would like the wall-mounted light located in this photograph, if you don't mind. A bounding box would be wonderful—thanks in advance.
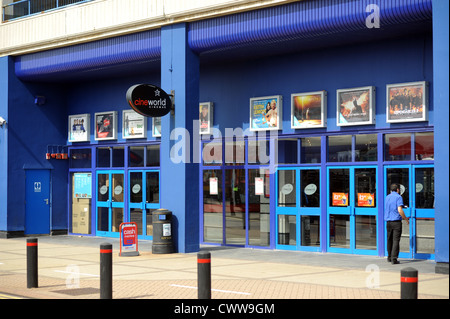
[0,116,6,127]
[35,96,46,106]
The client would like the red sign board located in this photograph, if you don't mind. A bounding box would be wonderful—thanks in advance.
[119,222,139,256]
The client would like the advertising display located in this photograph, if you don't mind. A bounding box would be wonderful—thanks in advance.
[68,114,90,142]
[126,84,173,118]
[119,222,139,256]
[95,111,117,140]
[123,110,147,139]
[291,91,327,129]
[199,102,213,135]
[73,173,92,198]
[337,86,375,126]
[250,95,282,131]
[386,81,428,123]
[332,193,348,206]
[357,193,375,207]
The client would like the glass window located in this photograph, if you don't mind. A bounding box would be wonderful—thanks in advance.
[355,215,377,250]
[415,167,434,208]
[248,169,270,247]
[112,173,124,202]
[97,207,109,232]
[203,170,223,243]
[301,216,320,247]
[130,208,143,236]
[97,173,109,202]
[277,139,298,164]
[416,218,435,254]
[129,146,145,167]
[225,169,246,245]
[386,168,409,207]
[130,172,142,203]
[146,144,160,167]
[112,207,123,232]
[70,148,92,168]
[248,140,270,165]
[146,209,154,237]
[329,169,349,207]
[355,168,376,208]
[71,173,91,235]
[415,132,434,160]
[112,147,124,167]
[300,170,320,207]
[329,215,350,248]
[97,147,110,167]
[146,172,159,204]
[300,137,321,164]
[225,140,245,165]
[202,142,222,166]
[278,170,296,207]
[355,134,377,162]
[278,215,296,246]
[385,133,411,161]
[328,135,352,162]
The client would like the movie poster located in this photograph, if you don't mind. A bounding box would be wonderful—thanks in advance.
[123,110,147,139]
[95,111,117,140]
[291,91,327,129]
[68,114,90,142]
[152,117,161,137]
[337,86,375,126]
[386,81,428,123]
[250,95,282,131]
[199,102,213,135]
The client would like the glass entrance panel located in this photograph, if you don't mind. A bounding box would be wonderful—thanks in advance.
[248,169,270,247]
[329,215,350,248]
[96,171,124,237]
[225,169,246,245]
[329,169,349,207]
[203,170,223,243]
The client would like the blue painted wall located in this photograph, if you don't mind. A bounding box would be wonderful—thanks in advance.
[433,0,449,264]
[200,33,434,135]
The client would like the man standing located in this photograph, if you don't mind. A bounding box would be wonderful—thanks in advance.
[385,183,410,264]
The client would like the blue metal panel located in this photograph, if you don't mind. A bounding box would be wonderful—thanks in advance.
[188,0,432,54]
[15,29,161,81]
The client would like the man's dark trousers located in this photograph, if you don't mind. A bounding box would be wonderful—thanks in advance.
[386,220,402,260]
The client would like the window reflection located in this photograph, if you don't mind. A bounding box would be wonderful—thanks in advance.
[385,133,411,161]
[328,135,352,162]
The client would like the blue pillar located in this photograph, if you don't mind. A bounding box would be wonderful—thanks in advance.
[0,56,10,236]
[433,0,449,272]
[160,23,200,253]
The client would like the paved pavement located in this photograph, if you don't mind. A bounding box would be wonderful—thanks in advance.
[0,235,448,301]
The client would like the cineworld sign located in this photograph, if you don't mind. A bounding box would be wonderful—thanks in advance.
[126,84,172,117]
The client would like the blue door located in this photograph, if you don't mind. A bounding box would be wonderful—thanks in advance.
[96,170,125,237]
[25,169,51,235]
[384,165,435,260]
[276,167,321,252]
[327,166,378,255]
[129,170,160,240]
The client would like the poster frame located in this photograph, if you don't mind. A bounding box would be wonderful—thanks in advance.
[291,90,327,129]
[386,81,428,123]
[249,95,283,132]
[199,102,214,135]
[68,113,90,143]
[122,110,147,139]
[336,86,375,127]
[94,111,117,141]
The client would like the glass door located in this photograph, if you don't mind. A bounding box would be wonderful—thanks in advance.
[276,167,321,251]
[385,165,435,259]
[129,170,160,240]
[327,166,378,255]
[96,170,124,237]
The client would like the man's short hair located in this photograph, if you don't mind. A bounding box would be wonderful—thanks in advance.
[390,183,400,192]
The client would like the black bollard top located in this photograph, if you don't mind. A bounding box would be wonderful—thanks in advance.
[401,267,418,277]
[27,238,38,243]
[198,251,211,259]
[100,243,113,252]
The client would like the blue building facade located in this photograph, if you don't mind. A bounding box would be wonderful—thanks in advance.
[0,0,448,272]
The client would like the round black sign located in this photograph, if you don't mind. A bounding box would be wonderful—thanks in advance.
[126,84,172,117]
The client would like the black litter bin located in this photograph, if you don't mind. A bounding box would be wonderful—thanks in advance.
[152,209,174,254]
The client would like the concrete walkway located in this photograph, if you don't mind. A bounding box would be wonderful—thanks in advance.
[0,236,448,300]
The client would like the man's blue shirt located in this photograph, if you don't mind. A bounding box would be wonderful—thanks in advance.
[384,191,404,221]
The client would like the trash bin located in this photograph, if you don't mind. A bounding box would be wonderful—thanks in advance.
[152,209,174,254]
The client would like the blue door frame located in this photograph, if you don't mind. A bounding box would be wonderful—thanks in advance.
[128,170,160,240]
[384,164,435,260]
[327,166,378,255]
[96,170,124,238]
[275,167,321,252]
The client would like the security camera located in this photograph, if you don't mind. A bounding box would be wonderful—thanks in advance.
[0,116,6,126]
